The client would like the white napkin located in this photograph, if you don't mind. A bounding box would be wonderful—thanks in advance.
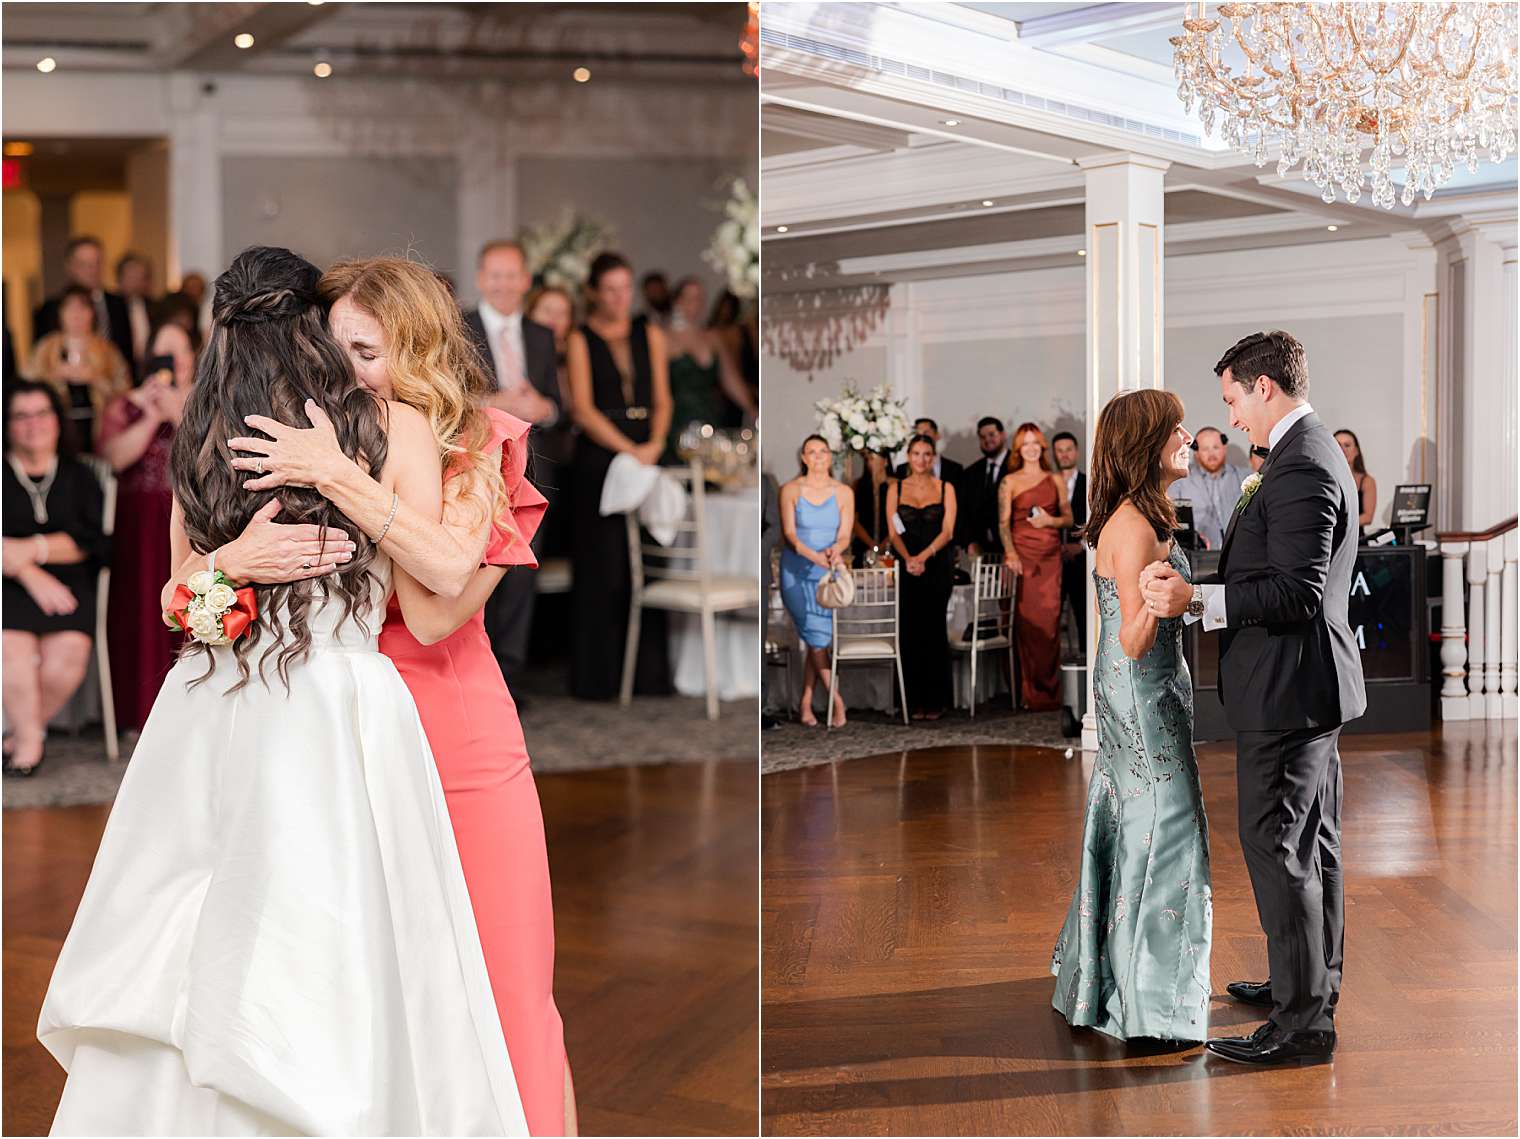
[599,452,689,546]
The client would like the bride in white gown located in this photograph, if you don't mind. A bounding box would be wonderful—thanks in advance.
[37,247,529,1137]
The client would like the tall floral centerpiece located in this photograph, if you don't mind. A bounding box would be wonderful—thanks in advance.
[814,384,913,477]
[703,177,759,301]
[520,210,618,292]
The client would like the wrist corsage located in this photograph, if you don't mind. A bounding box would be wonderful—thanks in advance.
[164,567,258,645]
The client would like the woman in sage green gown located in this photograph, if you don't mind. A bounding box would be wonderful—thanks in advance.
[660,277,756,464]
[1050,388,1212,1044]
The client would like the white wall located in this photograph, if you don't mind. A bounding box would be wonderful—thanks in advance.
[764,235,1437,528]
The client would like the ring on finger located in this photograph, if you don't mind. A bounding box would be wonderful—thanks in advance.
[302,561,312,570]
[255,461,264,475]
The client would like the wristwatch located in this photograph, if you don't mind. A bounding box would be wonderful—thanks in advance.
[1187,585,1206,619]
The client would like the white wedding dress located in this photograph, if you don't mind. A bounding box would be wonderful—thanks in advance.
[38,558,529,1137]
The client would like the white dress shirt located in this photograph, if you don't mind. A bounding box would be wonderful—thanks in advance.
[477,298,525,391]
[1187,402,1315,630]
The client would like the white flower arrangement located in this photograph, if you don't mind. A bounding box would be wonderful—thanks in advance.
[814,384,914,457]
[703,178,759,301]
[519,210,618,293]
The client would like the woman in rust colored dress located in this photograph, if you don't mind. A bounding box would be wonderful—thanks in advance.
[998,423,1073,712]
[97,318,197,730]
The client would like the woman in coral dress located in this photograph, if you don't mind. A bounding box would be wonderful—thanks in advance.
[188,258,574,1135]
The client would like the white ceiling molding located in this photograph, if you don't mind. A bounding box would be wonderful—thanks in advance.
[1013,3,1179,47]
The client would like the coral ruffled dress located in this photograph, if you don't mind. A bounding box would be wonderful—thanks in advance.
[379,409,570,1137]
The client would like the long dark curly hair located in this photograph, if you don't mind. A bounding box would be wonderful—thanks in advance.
[170,246,389,691]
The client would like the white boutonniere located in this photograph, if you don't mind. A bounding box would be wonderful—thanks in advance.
[1234,472,1264,515]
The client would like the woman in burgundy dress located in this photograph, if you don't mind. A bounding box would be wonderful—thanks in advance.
[97,319,197,730]
[998,423,1073,712]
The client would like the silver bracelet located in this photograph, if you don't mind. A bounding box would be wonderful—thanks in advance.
[375,493,399,544]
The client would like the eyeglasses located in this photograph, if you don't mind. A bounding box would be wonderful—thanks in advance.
[8,408,58,424]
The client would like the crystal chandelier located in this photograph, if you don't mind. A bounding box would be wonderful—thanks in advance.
[1171,3,1519,208]
[762,273,891,381]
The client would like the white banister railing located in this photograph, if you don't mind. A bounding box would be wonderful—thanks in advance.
[1438,517,1519,721]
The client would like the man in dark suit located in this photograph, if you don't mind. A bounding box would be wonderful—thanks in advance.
[463,239,565,694]
[957,416,1010,559]
[33,236,134,370]
[1051,430,1087,647]
[1145,330,1366,1067]
[895,417,964,486]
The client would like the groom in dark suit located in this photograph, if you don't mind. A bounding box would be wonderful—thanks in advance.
[1144,330,1366,1065]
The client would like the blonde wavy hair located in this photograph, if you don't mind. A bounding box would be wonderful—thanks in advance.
[318,256,510,542]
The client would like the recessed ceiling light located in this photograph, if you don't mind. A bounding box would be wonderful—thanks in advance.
[1077,249,1087,257]
[234,33,255,49]
[776,225,789,233]
[573,67,591,83]
[981,199,995,207]
[36,57,57,73]
[942,119,960,126]
[1327,224,1339,231]
[4,141,34,157]
[313,61,333,78]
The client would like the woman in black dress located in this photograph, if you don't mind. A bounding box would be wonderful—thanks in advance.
[566,252,675,700]
[850,449,893,565]
[2,381,110,775]
[886,434,958,720]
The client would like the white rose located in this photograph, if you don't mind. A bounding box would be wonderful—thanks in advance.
[188,604,224,643]
[203,582,237,613]
[186,570,216,595]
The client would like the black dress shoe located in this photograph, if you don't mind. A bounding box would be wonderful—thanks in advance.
[1226,979,1273,1006]
[1206,1023,1335,1065]
[762,715,780,731]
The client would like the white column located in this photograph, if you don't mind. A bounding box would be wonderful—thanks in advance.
[166,74,222,287]
[1440,541,1470,721]
[884,283,924,419]
[1502,529,1518,719]
[1438,214,1518,530]
[1077,153,1169,752]
[1485,541,1504,718]
[1466,544,1487,717]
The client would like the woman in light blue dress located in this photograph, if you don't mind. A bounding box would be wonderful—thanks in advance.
[1050,388,1212,1045]
[779,434,853,727]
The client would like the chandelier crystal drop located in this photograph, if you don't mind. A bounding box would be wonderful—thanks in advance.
[1171,3,1519,208]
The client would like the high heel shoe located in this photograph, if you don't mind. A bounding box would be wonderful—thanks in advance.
[3,743,45,778]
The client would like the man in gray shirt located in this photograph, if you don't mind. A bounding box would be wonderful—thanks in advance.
[1168,426,1248,549]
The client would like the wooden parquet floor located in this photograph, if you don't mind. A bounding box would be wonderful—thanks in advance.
[4,760,758,1138]
[762,722,1517,1136]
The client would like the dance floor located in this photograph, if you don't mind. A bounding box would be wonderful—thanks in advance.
[762,723,1517,1136]
[3,759,758,1138]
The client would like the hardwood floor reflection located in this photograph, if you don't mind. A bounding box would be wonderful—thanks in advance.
[762,722,1517,1136]
[4,760,758,1138]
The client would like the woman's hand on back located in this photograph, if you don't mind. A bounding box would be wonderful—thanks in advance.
[217,500,356,585]
[228,399,349,492]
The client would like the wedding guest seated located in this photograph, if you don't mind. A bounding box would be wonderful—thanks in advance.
[894,417,964,486]
[98,317,194,733]
[662,277,756,464]
[888,434,958,720]
[1335,429,1377,530]
[999,423,1073,712]
[29,284,131,454]
[1166,426,1247,550]
[850,449,893,565]
[959,416,1010,560]
[779,435,853,727]
[2,381,111,777]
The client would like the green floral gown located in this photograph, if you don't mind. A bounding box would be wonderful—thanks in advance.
[1050,544,1212,1042]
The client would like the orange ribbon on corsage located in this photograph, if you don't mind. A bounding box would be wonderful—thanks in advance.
[164,576,259,645]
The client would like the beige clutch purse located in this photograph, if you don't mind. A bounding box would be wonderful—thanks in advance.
[815,565,855,609]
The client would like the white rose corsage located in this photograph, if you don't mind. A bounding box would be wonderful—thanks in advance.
[164,568,259,646]
[1234,472,1264,515]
